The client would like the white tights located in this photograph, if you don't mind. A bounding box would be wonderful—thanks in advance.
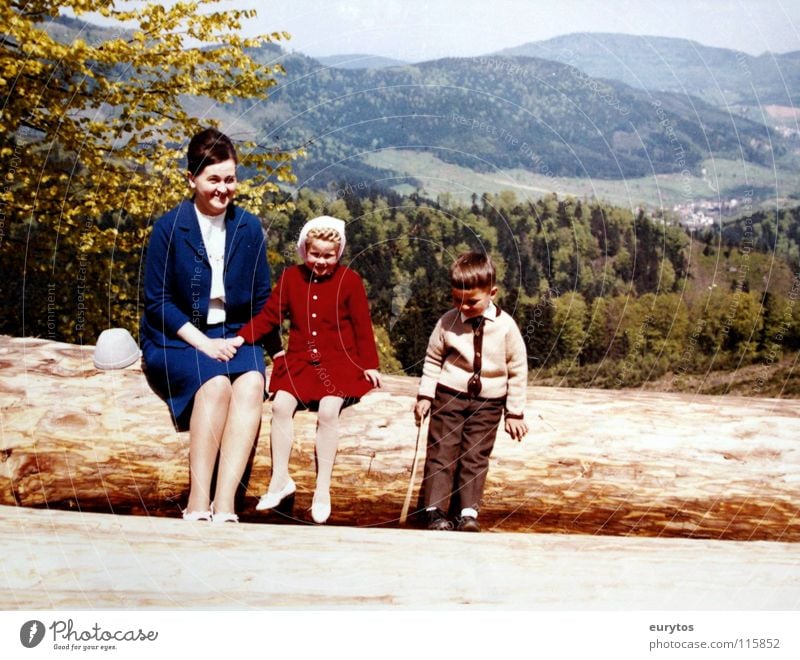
[268,391,344,505]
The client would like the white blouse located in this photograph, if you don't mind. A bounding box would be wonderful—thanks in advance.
[195,205,226,324]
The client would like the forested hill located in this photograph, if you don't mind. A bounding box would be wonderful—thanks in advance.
[716,206,800,267]
[250,190,799,394]
[45,17,793,194]
[243,47,783,187]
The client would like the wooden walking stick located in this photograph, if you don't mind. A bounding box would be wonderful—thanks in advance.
[400,412,429,525]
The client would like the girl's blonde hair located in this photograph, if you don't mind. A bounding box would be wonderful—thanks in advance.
[305,227,342,248]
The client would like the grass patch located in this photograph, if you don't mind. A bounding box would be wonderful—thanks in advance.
[362,150,800,211]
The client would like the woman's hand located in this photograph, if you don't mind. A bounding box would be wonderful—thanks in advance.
[199,337,241,362]
[364,369,382,388]
[177,323,243,361]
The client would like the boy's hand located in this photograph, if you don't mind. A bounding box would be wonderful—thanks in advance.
[229,335,245,348]
[505,417,528,442]
[414,399,431,426]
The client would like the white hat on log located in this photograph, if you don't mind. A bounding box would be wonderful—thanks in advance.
[93,328,141,370]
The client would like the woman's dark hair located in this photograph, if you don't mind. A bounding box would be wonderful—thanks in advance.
[187,128,237,176]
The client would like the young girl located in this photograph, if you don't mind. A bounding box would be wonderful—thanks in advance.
[234,216,381,524]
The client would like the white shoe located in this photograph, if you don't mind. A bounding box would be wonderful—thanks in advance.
[255,478,296,511]
[209,504,239,523]
[182,508,212,522]
[311,493,331,524]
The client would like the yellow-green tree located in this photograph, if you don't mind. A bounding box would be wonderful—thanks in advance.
[552,291,587,364]
[0,0,294,341]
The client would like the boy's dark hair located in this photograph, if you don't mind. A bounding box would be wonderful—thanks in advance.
[450,251,496,290]
[187,128,238,176]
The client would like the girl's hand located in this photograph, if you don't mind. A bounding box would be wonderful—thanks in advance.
[364,369,382,388]
[229,335,245,348]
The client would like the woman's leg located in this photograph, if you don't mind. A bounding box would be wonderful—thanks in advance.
[313,396,345,505]
[212,371,265,514]
[186,376,232,513]
[266,390,299,493]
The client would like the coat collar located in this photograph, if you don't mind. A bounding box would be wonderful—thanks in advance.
[299,262,341,283]
[176,200,245,266]
[459,301,499,324]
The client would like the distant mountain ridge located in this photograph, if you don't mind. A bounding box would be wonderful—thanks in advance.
[317,54,409,69]
[494,33,800,108]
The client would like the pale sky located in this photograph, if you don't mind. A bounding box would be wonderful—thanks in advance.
[235,0,800,61]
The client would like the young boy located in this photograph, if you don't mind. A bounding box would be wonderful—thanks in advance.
[414,251,528,532]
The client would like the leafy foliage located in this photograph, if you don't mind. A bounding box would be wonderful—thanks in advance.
[0,0,295,341]
[714,206,800,269]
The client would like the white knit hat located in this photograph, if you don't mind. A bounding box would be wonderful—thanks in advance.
[296,215,346,261]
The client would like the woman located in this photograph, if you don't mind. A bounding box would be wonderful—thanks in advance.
[141,128,280,523]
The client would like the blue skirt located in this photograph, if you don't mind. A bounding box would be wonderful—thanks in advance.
[142,324,266,431]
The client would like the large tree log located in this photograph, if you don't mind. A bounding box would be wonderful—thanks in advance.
[1,335,799,541]
[2,504,798,609]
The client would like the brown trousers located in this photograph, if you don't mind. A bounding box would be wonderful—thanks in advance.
[422,386,505,513]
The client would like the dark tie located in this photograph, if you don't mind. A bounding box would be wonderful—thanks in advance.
[467,316,484,398]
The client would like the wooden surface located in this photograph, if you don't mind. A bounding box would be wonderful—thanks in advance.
[1,504,798,609]
[2,335,800,540]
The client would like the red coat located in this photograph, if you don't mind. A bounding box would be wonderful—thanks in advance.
[238,264,380,404]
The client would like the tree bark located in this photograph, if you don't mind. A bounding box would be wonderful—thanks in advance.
[1,335,799,541]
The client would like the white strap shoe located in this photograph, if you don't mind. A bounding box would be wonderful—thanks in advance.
[311,493,331,524]
[210,503,239,523]
[182,508,212,522]
[255,478,296,511]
